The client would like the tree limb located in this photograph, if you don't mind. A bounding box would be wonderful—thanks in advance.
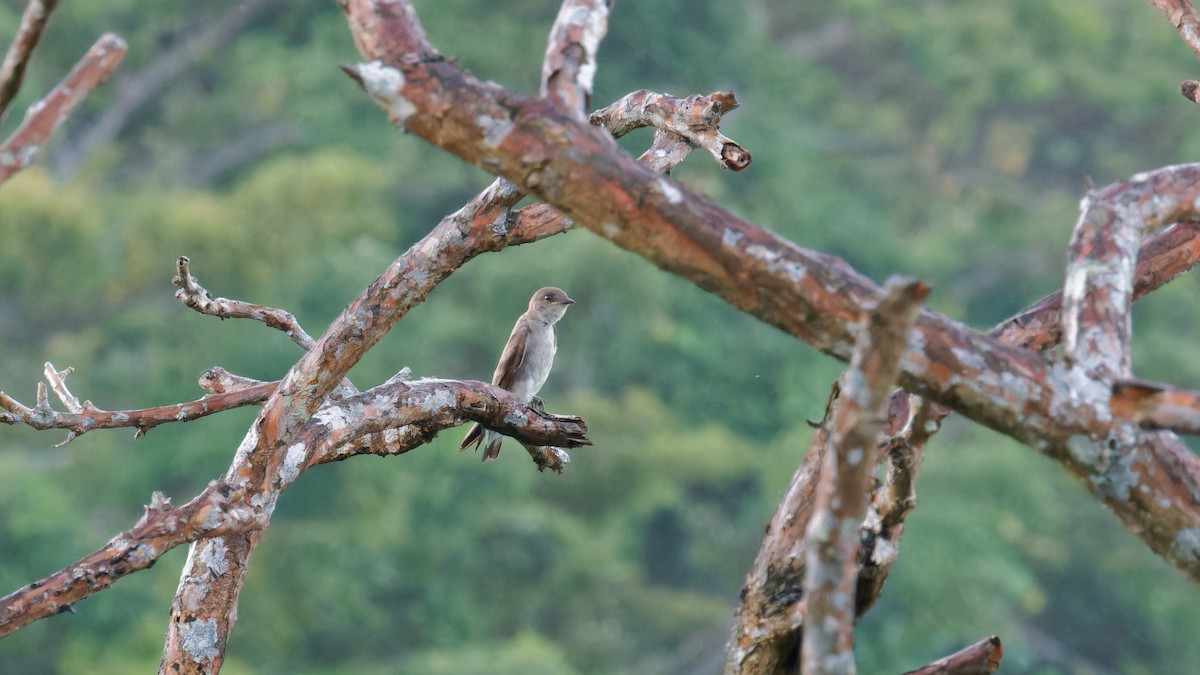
[726,220,1200,674]
[1112,379,1200,433]
[0,32,125,186]
[902,636,1003,675]
[1,378,586,641]
[540,0,610,117]
[802,277,927,675]
[590,90,751,170]
[340,0,1200,581]
[158,4,617,669]
[173,256,316,351]
[0,0,59,122]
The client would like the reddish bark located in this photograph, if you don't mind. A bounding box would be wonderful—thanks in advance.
[903,636,1003,675]
[339,0,1200,583]
[0,32,126,185]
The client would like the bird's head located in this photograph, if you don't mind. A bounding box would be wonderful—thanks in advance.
[529,286,575,322]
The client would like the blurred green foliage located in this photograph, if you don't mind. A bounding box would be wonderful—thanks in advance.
[3,0,1200,673]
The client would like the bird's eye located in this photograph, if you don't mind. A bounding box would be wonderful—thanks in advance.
[544,294,553,300]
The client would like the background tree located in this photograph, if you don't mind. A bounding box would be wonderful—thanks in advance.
[3,0,1200,673]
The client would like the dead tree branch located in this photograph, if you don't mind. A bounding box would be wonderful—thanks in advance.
[340,0,1200,582]
[541,0,610,116]
[1112,379,1200,433]
[801,278,927,675]
[0,372,277,443]
[0,378,586,641]
[0,0,59,121]
[0,32,125,186]
[158,4,617,669]
[726,219,1200,675]
[590,90,751,171]
[0,482,261,639]
[173,256,317,351]
[902,636,1004,675]
[1148,0,1200,61]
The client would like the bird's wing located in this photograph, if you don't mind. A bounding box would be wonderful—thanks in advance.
[492,318,530,390]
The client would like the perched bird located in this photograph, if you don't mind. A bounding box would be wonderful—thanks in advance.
[460,286,575,460]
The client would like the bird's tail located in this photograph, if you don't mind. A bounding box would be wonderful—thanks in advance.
[482,434,503,461]
[461,424,503,461]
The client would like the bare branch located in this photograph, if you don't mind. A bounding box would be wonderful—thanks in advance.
[590,90,751,170]
[0,375,276,440]
[540,0,611,116]
[1061,178,1170,376]
[0,482,263,639]
[728,217,1200,673]
[802,277,927,675]
[854,395,935,615]
[0,32,126,186]
[197,367,270,395]
[902,636,1003,675]
[300,378,590,479]
[2,376,587,641]
[0,0,59,121]
[994,220,1200,352]
[173,256,316,351]
[341,1,1200,580]
[42,362,80,412]
[1112,379,1200,433]
[1147,0,1200,61]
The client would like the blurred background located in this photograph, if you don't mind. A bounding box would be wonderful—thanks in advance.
[3,1,1200,673]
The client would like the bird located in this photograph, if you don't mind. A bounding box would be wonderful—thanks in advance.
[460,286,575,461]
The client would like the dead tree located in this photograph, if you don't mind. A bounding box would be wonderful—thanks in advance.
[4,0,1200,673]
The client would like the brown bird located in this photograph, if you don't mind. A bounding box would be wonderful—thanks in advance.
[460,286,575,460]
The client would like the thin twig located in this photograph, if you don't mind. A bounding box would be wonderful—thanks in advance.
[173,256,316,350]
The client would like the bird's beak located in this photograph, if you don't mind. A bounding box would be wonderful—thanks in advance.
[562,297,575,305]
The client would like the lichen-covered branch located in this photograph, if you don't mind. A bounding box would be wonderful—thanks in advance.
[801,278,926,675]
[0,483,261,639]
[0,32,126,185]
[0,372,277,443]
[1147,0,1200,61]
[993,220,1200,351]
[0,0,59,121]
[540,0,610,116]
[340,0,1200,581]
[156,7,618,668]
[590,90,751,171]
[1062,179,1158,377]
[727,218,1200,675]
[2,377,585,644]
[1112,379,1200,433]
